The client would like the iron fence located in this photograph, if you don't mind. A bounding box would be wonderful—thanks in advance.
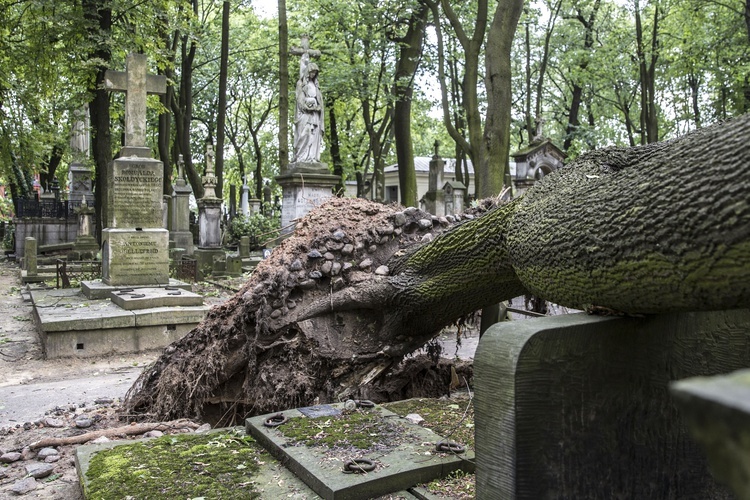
[15,199,83,220]
[56,259,102,288]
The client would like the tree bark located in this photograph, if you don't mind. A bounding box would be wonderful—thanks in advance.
[215,0,230,200]
[125,114,750,423]
[391,3,429,207]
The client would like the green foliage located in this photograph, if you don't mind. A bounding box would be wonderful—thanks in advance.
[227,213,279,247]
[2,223,13,250]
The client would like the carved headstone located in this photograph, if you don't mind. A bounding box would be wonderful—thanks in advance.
[171,155,194,255]
[100,53,169,286]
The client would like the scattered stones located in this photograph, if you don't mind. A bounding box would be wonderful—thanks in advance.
[44,455,61,464]
[358,259,372,270]
[307,249,323,259]
[10,477,37,495]
[378,226,394,236]
[331,262,342,276]
[91,436,110,444]
[405,413,424,425]
[368,245,377,254]
[332,230,346,241]
[446,215,455,223]
[298,280,316,290]
[392,212,407,227]
[286,300,297,310]
[270,310,282,319]
[75,417,92,429]
[195,423,212,433]
[326,241,344,251]
[463,214,475,220]
[144,430,164,438]
[289,259,303,271]
[438,217,449,226]
[94,398,114,405]
[24,462,54,479]
[375,265,389,276]
[404,207,418,215]
[341,244,354,255]
[0,452,22,463]
[309,271,322,279]
[36,448,59,459]
[321,261,333,275]
[323,252,335,260]
[0,468,6,479]
[342,262,353,272]
[272,299,283,309]
[418,219,432,230]
[43,417,64,429]
[421,234,434,243]
[332,278,345,291]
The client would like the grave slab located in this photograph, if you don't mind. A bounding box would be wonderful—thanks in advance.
[110,287,204,310]
[81,279,191,299]
[246,403,474,500]
[75,429,318,499]
[30,288,209,358]
[474,310,750,499]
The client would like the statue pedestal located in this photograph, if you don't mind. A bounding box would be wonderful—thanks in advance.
[276,166,339,234]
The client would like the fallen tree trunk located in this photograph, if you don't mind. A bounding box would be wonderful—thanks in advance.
[124,113,750,423]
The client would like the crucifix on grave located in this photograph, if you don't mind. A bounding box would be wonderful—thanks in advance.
[97,52,171,287]
[104,53,167,158]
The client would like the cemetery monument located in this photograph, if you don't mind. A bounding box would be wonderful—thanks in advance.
[276,34,339,233]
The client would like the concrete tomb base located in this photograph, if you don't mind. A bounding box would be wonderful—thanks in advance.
[31,287,209,359]
[474,310,750,499]
[672,368,750,498]
[246,403,474,500]
[276,170,339,234]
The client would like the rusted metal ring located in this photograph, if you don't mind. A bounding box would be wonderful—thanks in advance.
[356,400,375,409]
[263,413,288,428]
[436,441,465,454]
[342,458,376,474]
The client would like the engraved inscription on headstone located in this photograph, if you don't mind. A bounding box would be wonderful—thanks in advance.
[102,229,169,286]
[109,159,164,228]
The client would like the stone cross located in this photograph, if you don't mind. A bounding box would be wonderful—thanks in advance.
[290,35,321,78]
[104,53,167,158]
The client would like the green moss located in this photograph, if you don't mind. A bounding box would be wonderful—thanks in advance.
[278,411,405,451]
[85,428,264,499]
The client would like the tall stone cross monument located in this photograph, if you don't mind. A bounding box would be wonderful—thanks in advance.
[276,35,340,234]
[101,53,170,286]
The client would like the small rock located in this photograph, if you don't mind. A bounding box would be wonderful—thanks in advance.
[94,398,114,405]
[91,436,110,444]
[374,265,389,276]
[332,278,345,291]
[392,212,407,227]
[271,299,283,309]
[342,262,353,272]
[307,249,323,259]
[379,236,390,244]
[418,219,432,230]
[10,477,37,495]
[0,468,7,479]
[394,228,402,236]
[323,252,335,261]
[309,270,323,279]
[326,241,344,251]
[0,452,22,463]
[464,214,475,220]
[359,259,372,270]
[341,244,354,255]
[438,217,449,226]
[332,230,346,241]
[289,259,303,271]
[378,226,394,236]
[404,207,418,216]
[144,430,164,438]
[270,310,282,319]
[36,448,59,459]
[21,447,35,461]
[286,300,297,310]
[321,261,333,275]
[298,280,316,290]
[195,423,212,434]
[446,215,455,223]
[75,417,92,429]
[355,241,365,251]
[44,455,61,463]
[368,245,377,254]
[43,417,64,428]
[421,233,434,243]
[23,422,32,430]
[330,262,342,276]
[25,462,54,479]
[405,413,424,425]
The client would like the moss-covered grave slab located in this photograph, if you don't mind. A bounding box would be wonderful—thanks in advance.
[75,427,317,499]
[245,403,474,500]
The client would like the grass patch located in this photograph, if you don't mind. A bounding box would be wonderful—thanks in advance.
[85,428,264,499]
